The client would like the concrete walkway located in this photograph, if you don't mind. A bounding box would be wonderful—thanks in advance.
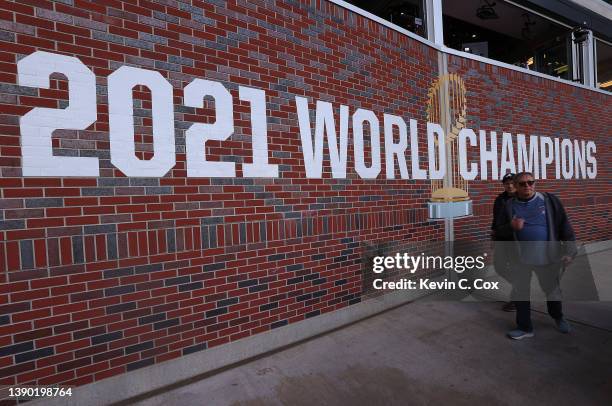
[129,300,612,406]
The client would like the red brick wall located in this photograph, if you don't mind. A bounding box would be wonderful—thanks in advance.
[447,58,611,240]
[0,0,609,390]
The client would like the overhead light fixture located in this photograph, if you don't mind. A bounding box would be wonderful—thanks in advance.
[572,26,589,44]
[521,13,536,40]
[600,80,612,88]
[476,1,498,20]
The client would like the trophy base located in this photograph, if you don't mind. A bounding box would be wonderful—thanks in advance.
[428,200,473,219]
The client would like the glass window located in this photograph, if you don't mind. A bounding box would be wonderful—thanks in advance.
[596,39,612,92]
[442,0,573,80]
[345,0,428,39]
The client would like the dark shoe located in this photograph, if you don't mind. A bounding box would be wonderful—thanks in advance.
[555,317,571,334]
[502,302,516,312]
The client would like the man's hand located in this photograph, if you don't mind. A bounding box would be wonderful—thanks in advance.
[561,255,573,266]
[511,217,524,231]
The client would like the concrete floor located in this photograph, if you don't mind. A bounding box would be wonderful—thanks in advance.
[132,300,612,406]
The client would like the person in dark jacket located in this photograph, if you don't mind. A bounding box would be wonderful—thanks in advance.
[494,172,577,340]
[491,173,516,312]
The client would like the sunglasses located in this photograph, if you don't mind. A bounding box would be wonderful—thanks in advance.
[517,180,535,187]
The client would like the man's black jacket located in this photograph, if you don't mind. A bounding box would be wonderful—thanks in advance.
[494,192,577,261]
[491,191,513,240]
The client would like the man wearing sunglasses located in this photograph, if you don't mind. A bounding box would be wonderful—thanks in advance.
[494,172,577,340]
[491,172,517,312]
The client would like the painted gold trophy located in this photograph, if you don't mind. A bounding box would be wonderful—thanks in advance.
[426,74,472,219]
